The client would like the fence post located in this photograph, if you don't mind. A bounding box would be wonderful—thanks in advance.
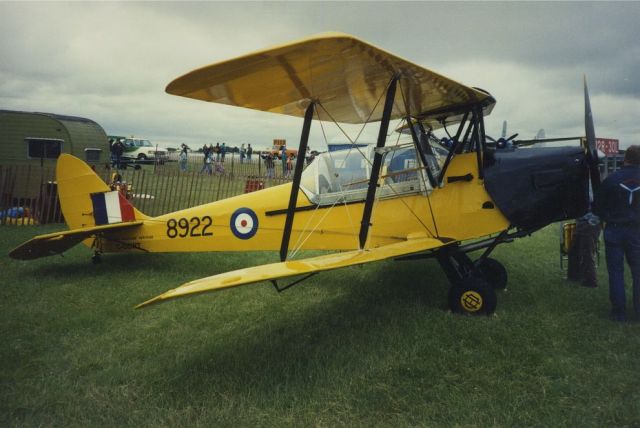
[188,170,197,208]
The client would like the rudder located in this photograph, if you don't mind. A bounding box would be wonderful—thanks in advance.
[56,154,147,229]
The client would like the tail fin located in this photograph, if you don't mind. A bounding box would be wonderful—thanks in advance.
[56,154,148,229]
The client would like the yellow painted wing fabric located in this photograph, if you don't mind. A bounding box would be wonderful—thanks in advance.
[137,236,445,308]
[166,32,491,124]
[9,221,144,260]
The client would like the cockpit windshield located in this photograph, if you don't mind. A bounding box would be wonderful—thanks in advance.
[300,143,442,206]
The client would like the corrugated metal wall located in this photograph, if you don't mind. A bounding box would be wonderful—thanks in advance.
[0,110,109,166]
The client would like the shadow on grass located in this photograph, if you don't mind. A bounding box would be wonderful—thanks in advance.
[151,259,454,399]
[21,250,261,288]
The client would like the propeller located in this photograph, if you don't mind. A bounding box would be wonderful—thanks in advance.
[487,133,519,149]
[584,75,600,194]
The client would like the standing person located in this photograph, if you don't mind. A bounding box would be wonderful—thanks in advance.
[265,152,275,178]
[567,212,600,288]
[214,143,221,162]
[247,144,253,162]
[286,153,294,178]
[240,144,246,164]
[112,138,125,169]
[221,142,226,162]
[593,145,640,322]
[179,144,188,172]
[200,145,211,174]
[205,150,213,175]
[280,145,287,176]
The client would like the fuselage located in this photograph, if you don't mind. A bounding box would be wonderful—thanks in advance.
[99,152,511,254]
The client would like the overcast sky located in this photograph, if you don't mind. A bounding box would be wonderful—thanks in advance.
[1,1,639,150]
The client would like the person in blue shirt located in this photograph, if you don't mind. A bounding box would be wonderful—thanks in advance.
[280,145,287,176]
[593,145,640,322]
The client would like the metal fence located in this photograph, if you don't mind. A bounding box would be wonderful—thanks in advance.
[0,164,61,225]
[0,158,292,225]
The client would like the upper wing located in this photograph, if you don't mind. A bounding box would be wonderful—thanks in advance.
[9,221,144,260]
[166,32,491,124]
[136,236,447,308]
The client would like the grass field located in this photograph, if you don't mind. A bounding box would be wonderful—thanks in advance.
[1,225,639,426]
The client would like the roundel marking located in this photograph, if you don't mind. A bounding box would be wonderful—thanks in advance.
[461,291,483,313]
[230,208,259,239]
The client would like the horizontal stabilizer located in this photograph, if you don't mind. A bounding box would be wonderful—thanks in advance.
[9,221,144,260]
[137,236,445,308]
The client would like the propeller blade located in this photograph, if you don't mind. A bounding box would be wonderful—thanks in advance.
[584,75,600,192]
[506,133,519,141]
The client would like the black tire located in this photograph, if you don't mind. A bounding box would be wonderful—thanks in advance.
[448,276,497,315]
[478,258,508,290]
[137,153,147,160]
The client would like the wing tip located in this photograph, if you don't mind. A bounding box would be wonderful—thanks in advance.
[135,295,164,309]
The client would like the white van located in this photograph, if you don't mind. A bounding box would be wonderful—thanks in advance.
[121,138,167,161]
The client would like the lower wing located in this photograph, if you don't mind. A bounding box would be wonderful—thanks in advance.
[137,236,447,308]
[9,221,144,260]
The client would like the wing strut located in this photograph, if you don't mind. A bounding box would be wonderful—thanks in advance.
[280,101,315,261]
[358,75,399,249]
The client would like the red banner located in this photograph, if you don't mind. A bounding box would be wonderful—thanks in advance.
[596,138,619,155]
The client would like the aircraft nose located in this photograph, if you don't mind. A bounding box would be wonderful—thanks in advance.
[483,147,591,231]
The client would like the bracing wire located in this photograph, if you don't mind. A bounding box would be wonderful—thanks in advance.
[398,79,440,238]
[287,83,390,257]
[285,75,440,257]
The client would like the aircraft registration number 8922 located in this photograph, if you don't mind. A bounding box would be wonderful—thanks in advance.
[166,216,213,238]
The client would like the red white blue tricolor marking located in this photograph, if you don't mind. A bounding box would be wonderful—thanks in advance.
[230,207,258,239]
[91,191,136,225]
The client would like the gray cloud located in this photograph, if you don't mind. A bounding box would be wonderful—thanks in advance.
[1,1,638,149]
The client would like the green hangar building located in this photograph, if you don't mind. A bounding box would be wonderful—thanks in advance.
[0,110,110,223]
[0,109,109,166]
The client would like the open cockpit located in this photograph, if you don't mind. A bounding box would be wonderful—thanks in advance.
[300,142,444,206]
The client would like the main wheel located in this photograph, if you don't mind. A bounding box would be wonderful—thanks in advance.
[137,153,147,160]
[448,276,497,315]
[478,258,507,290]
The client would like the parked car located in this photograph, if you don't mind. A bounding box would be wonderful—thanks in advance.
[120,138,167,162]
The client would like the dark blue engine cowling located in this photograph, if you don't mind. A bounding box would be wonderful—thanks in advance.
[483,147,590,231]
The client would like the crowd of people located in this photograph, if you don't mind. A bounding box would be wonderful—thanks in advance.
[198,143,226,175]
[173,142,314,178]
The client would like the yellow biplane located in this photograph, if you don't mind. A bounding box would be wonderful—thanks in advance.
[10,33,600,315]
